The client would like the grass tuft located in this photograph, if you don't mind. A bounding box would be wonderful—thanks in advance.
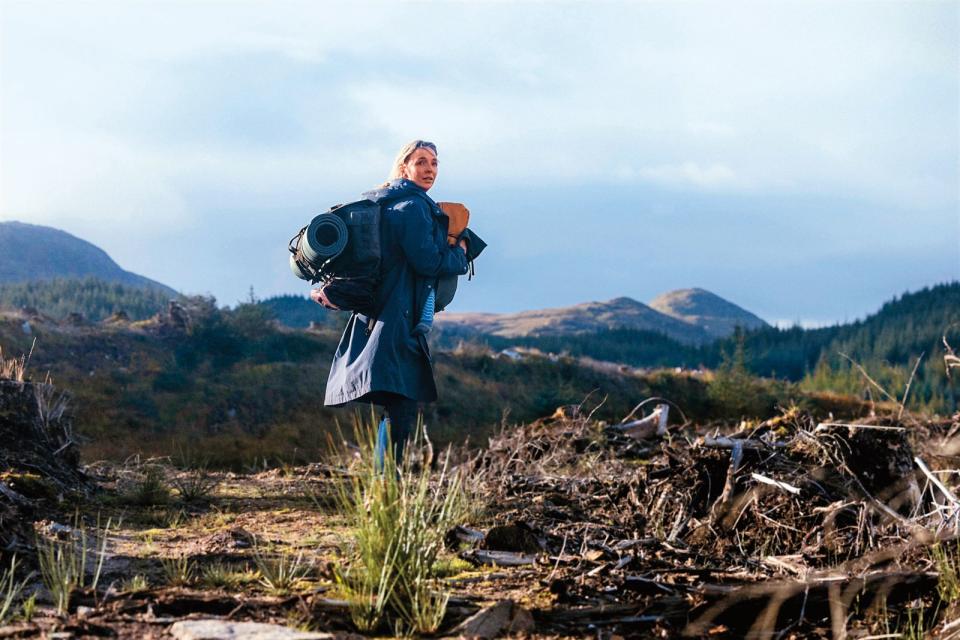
[160,554,194,587]
[252,543,311,595]
[121,465,172,506]
[933,542,960,604]
[171,468,219,503]
[121,574,149,593]
[200,561,257,590]
[332,413,468,634]
[0,555,31,624]
[36,514,111,614]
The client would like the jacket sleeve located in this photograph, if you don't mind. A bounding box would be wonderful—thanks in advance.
[398,201,469,278]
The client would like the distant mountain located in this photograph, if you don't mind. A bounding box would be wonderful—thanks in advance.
[0,221,176,295]
[649,287,768,339]
[436,290,767,344]
[437,296,712,344]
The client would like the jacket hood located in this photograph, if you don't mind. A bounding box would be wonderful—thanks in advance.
[362,178,434,205]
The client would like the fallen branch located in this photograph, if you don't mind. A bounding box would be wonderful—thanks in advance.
[915,456,960,505]
[751,473,801,496]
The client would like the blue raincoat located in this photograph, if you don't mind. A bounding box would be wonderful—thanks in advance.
[323,179,469,407]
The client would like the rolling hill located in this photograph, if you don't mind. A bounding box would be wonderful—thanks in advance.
[0,221,176,295]
[435,291,765,344]
[650,287,768,339]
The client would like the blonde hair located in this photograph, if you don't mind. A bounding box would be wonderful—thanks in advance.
[384,139,438,185]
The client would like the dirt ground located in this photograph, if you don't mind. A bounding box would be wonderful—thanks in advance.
[3,404,960,639]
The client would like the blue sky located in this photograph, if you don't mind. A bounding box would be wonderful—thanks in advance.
[1,1,957,325]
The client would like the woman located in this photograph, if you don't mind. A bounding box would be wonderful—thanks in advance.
[316,140,469,467]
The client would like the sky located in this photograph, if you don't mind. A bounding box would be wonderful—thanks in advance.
[1,0,957,326]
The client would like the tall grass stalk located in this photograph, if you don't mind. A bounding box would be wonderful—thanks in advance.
[36,515,111,614]
[333,413,466,634]
[0,556,31,624]
[933,542,960,603]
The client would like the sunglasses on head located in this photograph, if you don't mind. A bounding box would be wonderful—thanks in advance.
[412,140,437,154]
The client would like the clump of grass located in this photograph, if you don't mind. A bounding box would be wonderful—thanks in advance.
[36,515,111,614]
[431,556,473,579]
[332,414,467,634]
[160,554,194,587]
[121,574,149,593]
[20,593,36,622]
[933,542,960,603]
[122,465,172,506]
[899,601,930,640]
[171,469,218,503]
[252,543,310,595]
[0,556,31,624]
[200,561,257,590]
[0,341,33,382]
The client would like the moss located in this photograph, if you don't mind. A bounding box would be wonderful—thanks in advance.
[0,471,58,501]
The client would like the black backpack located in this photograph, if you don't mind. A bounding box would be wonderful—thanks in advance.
[289,199,382,315]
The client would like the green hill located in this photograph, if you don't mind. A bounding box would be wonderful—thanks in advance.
[0,221,176,295]
[0,277,176,321]
[455,282,960,414]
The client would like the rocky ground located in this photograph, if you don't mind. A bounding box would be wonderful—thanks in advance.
[1,397,960,638]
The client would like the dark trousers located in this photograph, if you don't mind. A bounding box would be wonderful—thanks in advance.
[374,393,418,470]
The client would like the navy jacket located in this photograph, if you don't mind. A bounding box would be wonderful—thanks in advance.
[323,179,469,406]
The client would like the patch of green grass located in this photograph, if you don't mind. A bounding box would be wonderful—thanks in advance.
[19,594,36,622]
[332,415,469,634]
[0,556,31,624]
[431,556,473,579]
[171,469,219,503]
[200,561,258,590]
[121,574,149,593]
[121,465,172,506]
[36,515,112,614]
[933,542,960,603]
[252,543,311,595]
[160,554,194,587]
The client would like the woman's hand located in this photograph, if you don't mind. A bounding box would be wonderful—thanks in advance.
[459,237,468,252]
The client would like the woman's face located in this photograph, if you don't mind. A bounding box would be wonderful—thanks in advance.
[401,148,438,191]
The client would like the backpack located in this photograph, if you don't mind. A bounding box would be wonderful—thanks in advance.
[289,199,382,314]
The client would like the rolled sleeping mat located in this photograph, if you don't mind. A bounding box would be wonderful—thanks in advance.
[302,212,349,266]
[289,253,316,281]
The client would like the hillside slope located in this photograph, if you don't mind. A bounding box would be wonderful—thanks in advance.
[650,287,768,339]
[0,221,176,295]
[437,296,712,344]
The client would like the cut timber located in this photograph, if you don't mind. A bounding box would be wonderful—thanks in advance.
[613,404,669,440]
[451,600,534,639]
[461,549,539,566]
[168,620,333,639]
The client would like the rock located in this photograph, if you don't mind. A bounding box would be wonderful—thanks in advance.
[168,620,333,640]
[482,521,544,553]
[451,600,534,639]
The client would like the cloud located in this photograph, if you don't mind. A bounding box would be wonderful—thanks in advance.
[634,162,747,190]
[0,1,956,320]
